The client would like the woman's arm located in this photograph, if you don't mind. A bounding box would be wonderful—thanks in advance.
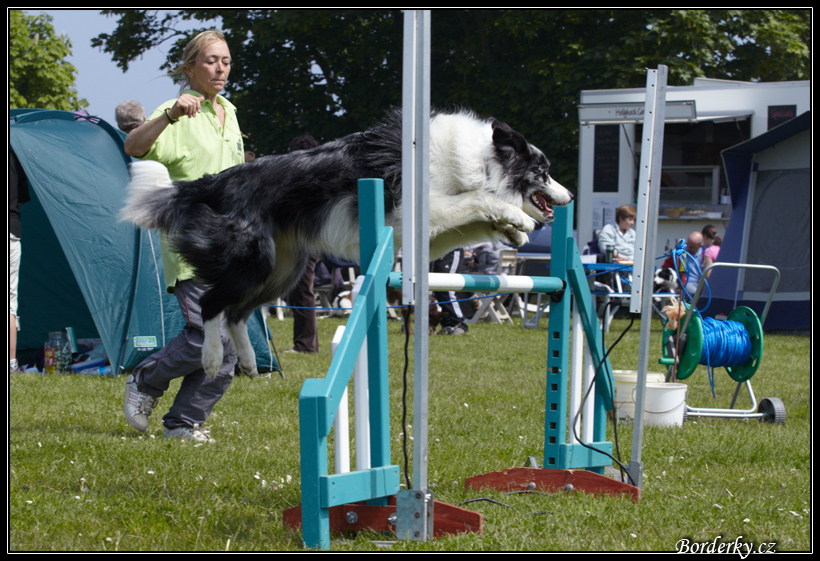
[597,224,616,255]
[702,255,714,279]
[124,94,204,158]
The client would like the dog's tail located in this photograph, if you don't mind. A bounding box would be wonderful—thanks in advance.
[121,160,178,230]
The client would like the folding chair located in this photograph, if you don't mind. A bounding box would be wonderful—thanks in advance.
[314,259,358,317]
[588,261,678,331]
[592,269,631,332]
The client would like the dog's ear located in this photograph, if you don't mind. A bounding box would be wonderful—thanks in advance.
[491,119,529,158]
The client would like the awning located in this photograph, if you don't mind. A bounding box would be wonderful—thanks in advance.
[578,100,753,125]
[693,109,754,123]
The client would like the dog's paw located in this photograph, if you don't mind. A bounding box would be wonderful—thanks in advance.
[237,355,259,378]
[502,224,530,246]
[202,320,224,378]
[202,346,223,378]
[489,204,536,234]
[514,214,537,233]
[227,323,258,378]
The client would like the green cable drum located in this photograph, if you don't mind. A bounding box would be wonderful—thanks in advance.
[660,305,764,383]
[724,306,764,383]
[660,309,703,380]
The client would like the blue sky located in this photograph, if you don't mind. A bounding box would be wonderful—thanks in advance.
[26,9,219,125]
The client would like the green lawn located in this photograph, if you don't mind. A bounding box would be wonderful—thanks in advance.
[8,314,811,551]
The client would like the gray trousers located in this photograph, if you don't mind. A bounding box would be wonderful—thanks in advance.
[135,280,236,429]
[289,255,319,353]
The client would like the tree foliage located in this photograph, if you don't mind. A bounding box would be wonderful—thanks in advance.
[9,10,87,111]
[91,9,811,189]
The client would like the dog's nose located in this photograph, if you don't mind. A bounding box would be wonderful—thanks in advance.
[550,179,574,202]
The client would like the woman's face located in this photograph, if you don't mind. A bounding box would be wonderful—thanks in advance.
[703,230,716,246]
[185,40,232,97]
[618,215,635,232]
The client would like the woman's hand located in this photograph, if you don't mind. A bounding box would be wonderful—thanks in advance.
[124,93,203,157]
[169,93,203,120]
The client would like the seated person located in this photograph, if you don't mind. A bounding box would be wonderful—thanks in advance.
[467,241,499,275]
[597,205,636,262]
[683,231,704,295]
[660,231,705,296]
[701,224,721,280]
[431,248,471,335]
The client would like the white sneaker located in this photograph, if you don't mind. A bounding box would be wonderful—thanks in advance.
[123,371,158,432]
[164,424,215,443]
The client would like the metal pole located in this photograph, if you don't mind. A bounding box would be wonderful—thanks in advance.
[628,66,668,488]
[410,7,431,497]
[397,9,433,543]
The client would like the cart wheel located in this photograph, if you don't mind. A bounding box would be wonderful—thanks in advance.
[757,397,786,424]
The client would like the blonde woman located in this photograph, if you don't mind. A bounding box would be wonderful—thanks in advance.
[123,29,245,442]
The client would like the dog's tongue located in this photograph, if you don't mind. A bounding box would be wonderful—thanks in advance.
[534,193,553,217]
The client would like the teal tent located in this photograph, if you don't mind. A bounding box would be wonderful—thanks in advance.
[10,109,279,375]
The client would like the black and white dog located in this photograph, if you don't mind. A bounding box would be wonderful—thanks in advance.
[122,109,573,377]
[653,266,682,316]
[653,267,681,297]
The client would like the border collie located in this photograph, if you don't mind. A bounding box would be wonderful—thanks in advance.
[653,267,682,297]
[122,109,573,377]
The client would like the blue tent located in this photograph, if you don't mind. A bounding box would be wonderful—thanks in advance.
[10,109,279,374]
[703,111,811,331]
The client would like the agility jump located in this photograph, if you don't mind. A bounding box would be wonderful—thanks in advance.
[284,180,636,549]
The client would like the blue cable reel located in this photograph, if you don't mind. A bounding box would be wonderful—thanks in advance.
[659,304,785,424]
[657,245,784,424]
[660,305,763,383]
[660,241,764,383]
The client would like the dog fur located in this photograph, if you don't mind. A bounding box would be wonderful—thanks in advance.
[121,109,573,377]
[653,266,682,299]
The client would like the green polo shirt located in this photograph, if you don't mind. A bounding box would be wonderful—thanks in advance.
[140,90,245,291]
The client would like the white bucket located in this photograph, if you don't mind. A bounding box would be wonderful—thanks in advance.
[643,382,688,427]
[613,370,665,421]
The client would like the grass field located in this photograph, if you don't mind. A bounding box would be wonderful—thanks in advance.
[8,313,811,551]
